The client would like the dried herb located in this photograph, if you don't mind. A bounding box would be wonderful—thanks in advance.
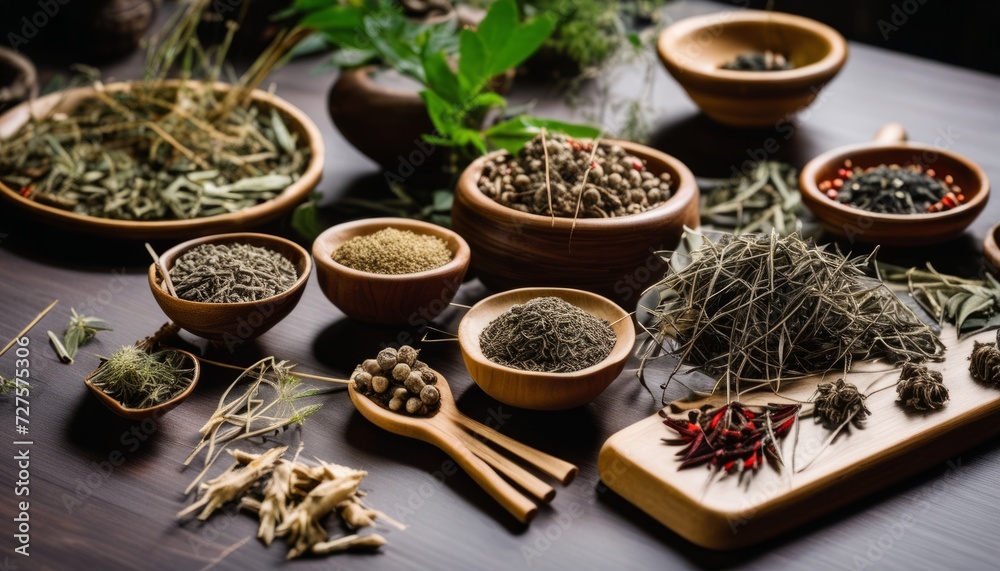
[333,228,453,275]
[812,378,870,429]
[62,308,112,360]
[353,346,441,416]
[0,376,19,394]
[88,345,194,409]
[969,331,1000,386]
[881,263,1000,338]
[896,362,949,410]
[480,297,616,373]
[169,243,298,303]
[662,402,799,476]
[699,161,801,235]
[640,232,945,396]
[721,51,792,71]
[821,162,964,214]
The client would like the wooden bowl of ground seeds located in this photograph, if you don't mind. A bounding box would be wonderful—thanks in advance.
[312,217,470,324]
[148,232,312,343]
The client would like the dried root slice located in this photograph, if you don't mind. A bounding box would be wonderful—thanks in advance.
[312,534,388,555]
[177,446,287,520]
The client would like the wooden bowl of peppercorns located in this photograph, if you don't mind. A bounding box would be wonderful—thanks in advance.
[451,137,698,305]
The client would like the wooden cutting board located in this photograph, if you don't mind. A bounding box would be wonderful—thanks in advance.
[598,327,1000,550]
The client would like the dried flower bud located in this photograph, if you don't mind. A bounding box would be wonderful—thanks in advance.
[371,375,389,394]
[388,397,404,411]
[362,359,381,376]
[397,345,418,366]
[812,378,869,429]
[405,397,424,415]
[420,385,440,406]
[404,372,425,394]
[353,372,372,394]
[376,348,397,370]
[420,369,436,384]
[392,363,411,382]
[412,360,428,371]
[897,362,949,410]
[969,338,1000,385]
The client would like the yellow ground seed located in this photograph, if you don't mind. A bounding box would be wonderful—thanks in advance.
[333,228,453,274]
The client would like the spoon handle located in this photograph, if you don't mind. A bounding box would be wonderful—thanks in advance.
[453,430,556,503]
[454,415,578,485]
[431,427,538,524]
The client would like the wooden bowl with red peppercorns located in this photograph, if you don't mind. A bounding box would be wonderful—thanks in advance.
[800,124,990,246]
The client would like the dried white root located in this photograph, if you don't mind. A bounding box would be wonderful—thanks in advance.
[312,533,387,554]
[177,446,287,520]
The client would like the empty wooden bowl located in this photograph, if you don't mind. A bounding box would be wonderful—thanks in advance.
[985,222,1000,277]
[657,10,847,127]
[800,124,990,246]
[148,233,312,342]
[85,347,200,420]
[312,218,471,325]
[451,140,698,302]
[457,288,636,410]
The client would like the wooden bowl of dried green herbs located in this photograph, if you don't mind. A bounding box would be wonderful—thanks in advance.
[458,288,635,410]
[0,80,323,239]
[85,345,200,420]
[148,232,312,342]
[312,217,470,325]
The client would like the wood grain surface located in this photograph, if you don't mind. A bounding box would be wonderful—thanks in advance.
[1,2,999,570]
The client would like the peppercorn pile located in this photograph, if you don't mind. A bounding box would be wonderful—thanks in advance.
[333,228,453,275]
[477,133,673,218]
[352,346,441,416]
[821,160,965,214]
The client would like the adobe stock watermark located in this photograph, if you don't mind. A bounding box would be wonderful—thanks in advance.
[6,0,72,51]
[877,0,931,41]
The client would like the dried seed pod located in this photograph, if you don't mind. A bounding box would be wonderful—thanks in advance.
[371,375,389,394]
[405,397,423,415]
[404,372,425,394]
[812,378,869,429]
[397,345,418,366]
[412,360,428,371]
[969,338,1000,386]
[362,359,381,376]
[392,363,411,382]
[420,385,440,406]
[392,387,409,401]
[376,348,397,371]
[353,373,372,394]
[388,397,404,411]
[420,369,436,384]
[896,362,949,410]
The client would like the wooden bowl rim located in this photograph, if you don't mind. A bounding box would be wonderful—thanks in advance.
[458,287,636,382]
[0,47,37,91]
[149,232,313,307]
[84,347,201,419]
[312,217,471,282]
[455,140,698,231]
[657,10,847,85]
[985,222,1000,274]
[800,141,991,222]
[0,80,324,238]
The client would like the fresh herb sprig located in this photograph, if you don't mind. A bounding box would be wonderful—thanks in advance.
[64,308,112,360]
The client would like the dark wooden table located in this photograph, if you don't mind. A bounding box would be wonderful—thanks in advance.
[2,1,999,569]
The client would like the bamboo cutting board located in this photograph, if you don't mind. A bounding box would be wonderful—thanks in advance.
[598,327,1000,550]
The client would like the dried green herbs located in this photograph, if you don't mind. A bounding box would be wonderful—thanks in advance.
[896,362,949,410]
[881,263,1000,338]
[699,161,801,235]
[721,51,792,71]
[333,228,453,275]
[170,243,298,303]
[480,297,616,373]
[641,232,945,395]
[352,346,441,416]
[969,331,1000,386]
[812,378,870,429]
[478,133,672,218]
[88,345,194,409]
[821,162,965,214]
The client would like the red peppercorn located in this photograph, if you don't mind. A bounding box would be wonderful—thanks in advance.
[941,195,955,209]
[633,160,644,171]
[956,193,966,202]
[826,189,839,199]
[833,178,844,189]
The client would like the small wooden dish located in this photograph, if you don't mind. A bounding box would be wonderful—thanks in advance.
[800,124,990,246]
[148,233,312,341]
[0,47,37,112]
[312,217,470,325]
[657,10,847,127]
[457,288,636,410]
[985,222,1000,277]
[0,80,324,239]
[85,347,200,420]
[451,140,698,301]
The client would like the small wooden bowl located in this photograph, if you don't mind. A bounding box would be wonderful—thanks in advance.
[85,348,200,420]
[800,124,990,246]
[312,218,471,325]
[0,47,37,112]
[0,80,324,239]
[148,233,312,341]
[458,288,636,410]
[985,222,1000,277]
[657,10,847,127]
[451,140,699,301]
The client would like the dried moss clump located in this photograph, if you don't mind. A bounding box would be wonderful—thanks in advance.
[333,228,453,275]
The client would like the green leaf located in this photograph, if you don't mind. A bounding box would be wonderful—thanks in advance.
[485,15,554,76]
[421,90,459,136]
[423,51,463,104]
[476,0,518,57]
[291,191,323,242]
[299,6,363,32]
[329,46,380,67]
[458,30,488,92]
[64,327,83,359]
[467,92,506,113]
[271,109,295,153]
[432,190,454,212]
[485,116,600,154]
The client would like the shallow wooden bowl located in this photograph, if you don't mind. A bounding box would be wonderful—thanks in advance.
[0,80,324,239]
[451,140,698,302]
[985,222,1000,277]
[0,47,37,111]
[800,125,990,246]
[148,233,312,342]
[457,288,636,410]
[84,348,200,420]
[657,10,847,127]
[312,217,471,325]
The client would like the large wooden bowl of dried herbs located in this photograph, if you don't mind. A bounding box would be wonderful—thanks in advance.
[0,80,323,239]
[452,135,698,302]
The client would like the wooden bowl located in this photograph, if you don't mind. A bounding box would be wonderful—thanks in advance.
[148,233,312,341]
[985,222,1000,277]
[451,140,699,302]
[800,125,990,246]
[458,288,635,410]
[312,218,471,325]
[0,80,324,240]
[0,47,37,112]
[85,347,200,420]
[657,10,847,127]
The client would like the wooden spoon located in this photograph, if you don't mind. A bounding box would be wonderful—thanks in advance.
[349,370,578,524]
